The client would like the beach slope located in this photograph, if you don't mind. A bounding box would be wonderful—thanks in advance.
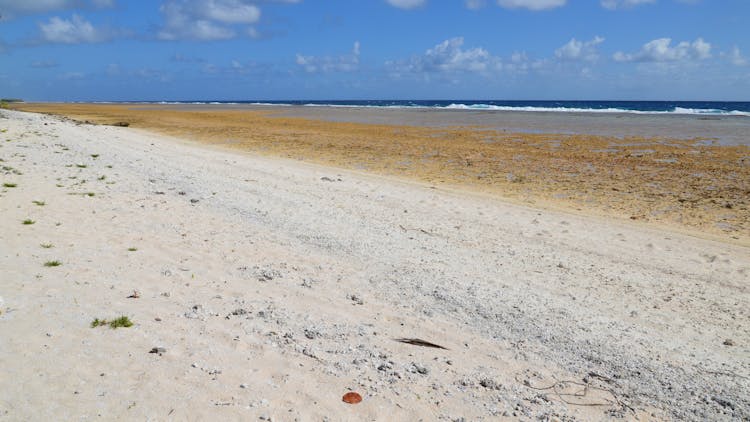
[1,110,748,420]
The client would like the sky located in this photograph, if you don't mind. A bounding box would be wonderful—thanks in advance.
[0,0,748,101]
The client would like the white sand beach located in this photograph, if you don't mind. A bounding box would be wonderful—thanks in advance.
[1,109,748,421]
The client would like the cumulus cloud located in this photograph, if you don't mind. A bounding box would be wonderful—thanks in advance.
[726,46,747,66]
[385,0,426,9]
[601,0,655,10]
[157,0,299,41]
[39,14,110,44]
[613,37,711,62]
[296,42,361,73]
[31,60,59,68]
[0,0,114,19]
[387,37,499,74]
[555,36,604,62]
[496,0,566,11]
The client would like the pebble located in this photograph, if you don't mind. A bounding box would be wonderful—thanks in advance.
[240,383,249,389]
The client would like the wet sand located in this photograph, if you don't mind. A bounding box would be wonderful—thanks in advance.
[11,102,750,245]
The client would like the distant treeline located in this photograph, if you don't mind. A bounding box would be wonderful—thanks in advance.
[0,99,23,103]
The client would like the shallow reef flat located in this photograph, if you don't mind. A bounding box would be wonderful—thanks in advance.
[14,103,749,245]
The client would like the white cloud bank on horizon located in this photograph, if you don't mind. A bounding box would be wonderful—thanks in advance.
[614,37,711,62]
[296,42,361,73]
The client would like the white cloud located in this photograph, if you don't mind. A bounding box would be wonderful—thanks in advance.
[0,0,114,19]
[465,0,486,9]
[39,14,108,44]
[296,42,361,73]
[157,0,299,41]
[385,0,426,9]
[726,46,747,66]
[386,37,506,75]
[31,60,59,68]
[601,0,655,10]
[555,36,604,62]
[59,71,85,80]
[613,37,711,62]
[496,0,566,11]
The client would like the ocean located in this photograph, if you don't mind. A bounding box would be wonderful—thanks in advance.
[131,100,750,117]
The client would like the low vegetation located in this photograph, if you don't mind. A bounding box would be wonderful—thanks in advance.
[91,316,133,329]
[22,219,35,225]
[44,260,62,267]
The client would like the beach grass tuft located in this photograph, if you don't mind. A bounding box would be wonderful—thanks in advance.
[92,316,133,329]
[109,316,133,328]
[98,175,106,181]
[127,247,138,252]
[91,154,99,158]
[32,200,45,206]
[44,260,62,267]
[40,243,54,248]
[86,192,95,197]
[3,183,17,188]
[22,219,35,225]
[76,164,87,168]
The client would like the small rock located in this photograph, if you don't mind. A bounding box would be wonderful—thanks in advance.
[190,198,199,204]
[479,378,502,390]
[723,339,735,346]
[409,362,429,375]
[240,383,249,389]
[149,347,166,355]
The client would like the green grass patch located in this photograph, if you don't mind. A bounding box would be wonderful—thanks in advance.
[127,247,138,252]
[22,219,35,225]
[76,164,87,169]
[97,175,106,181]
[3,183,17,188]
[86,192,95,197]
[44,260,61,267]
[90,154,99,158]
[92,316,133,329]
[32,200,45,206]
[40,243,54,248]
[91,318,107,328]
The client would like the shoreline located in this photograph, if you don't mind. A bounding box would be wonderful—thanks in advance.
[10,102,750,246]
[1,109,748,420]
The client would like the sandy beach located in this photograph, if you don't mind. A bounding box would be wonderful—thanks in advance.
[11,103,750,247]
[1,108,749,420]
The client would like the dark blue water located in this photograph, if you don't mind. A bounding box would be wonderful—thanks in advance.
[133,100,750,116]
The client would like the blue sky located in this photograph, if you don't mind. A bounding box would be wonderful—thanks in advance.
[0,0,748,101]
